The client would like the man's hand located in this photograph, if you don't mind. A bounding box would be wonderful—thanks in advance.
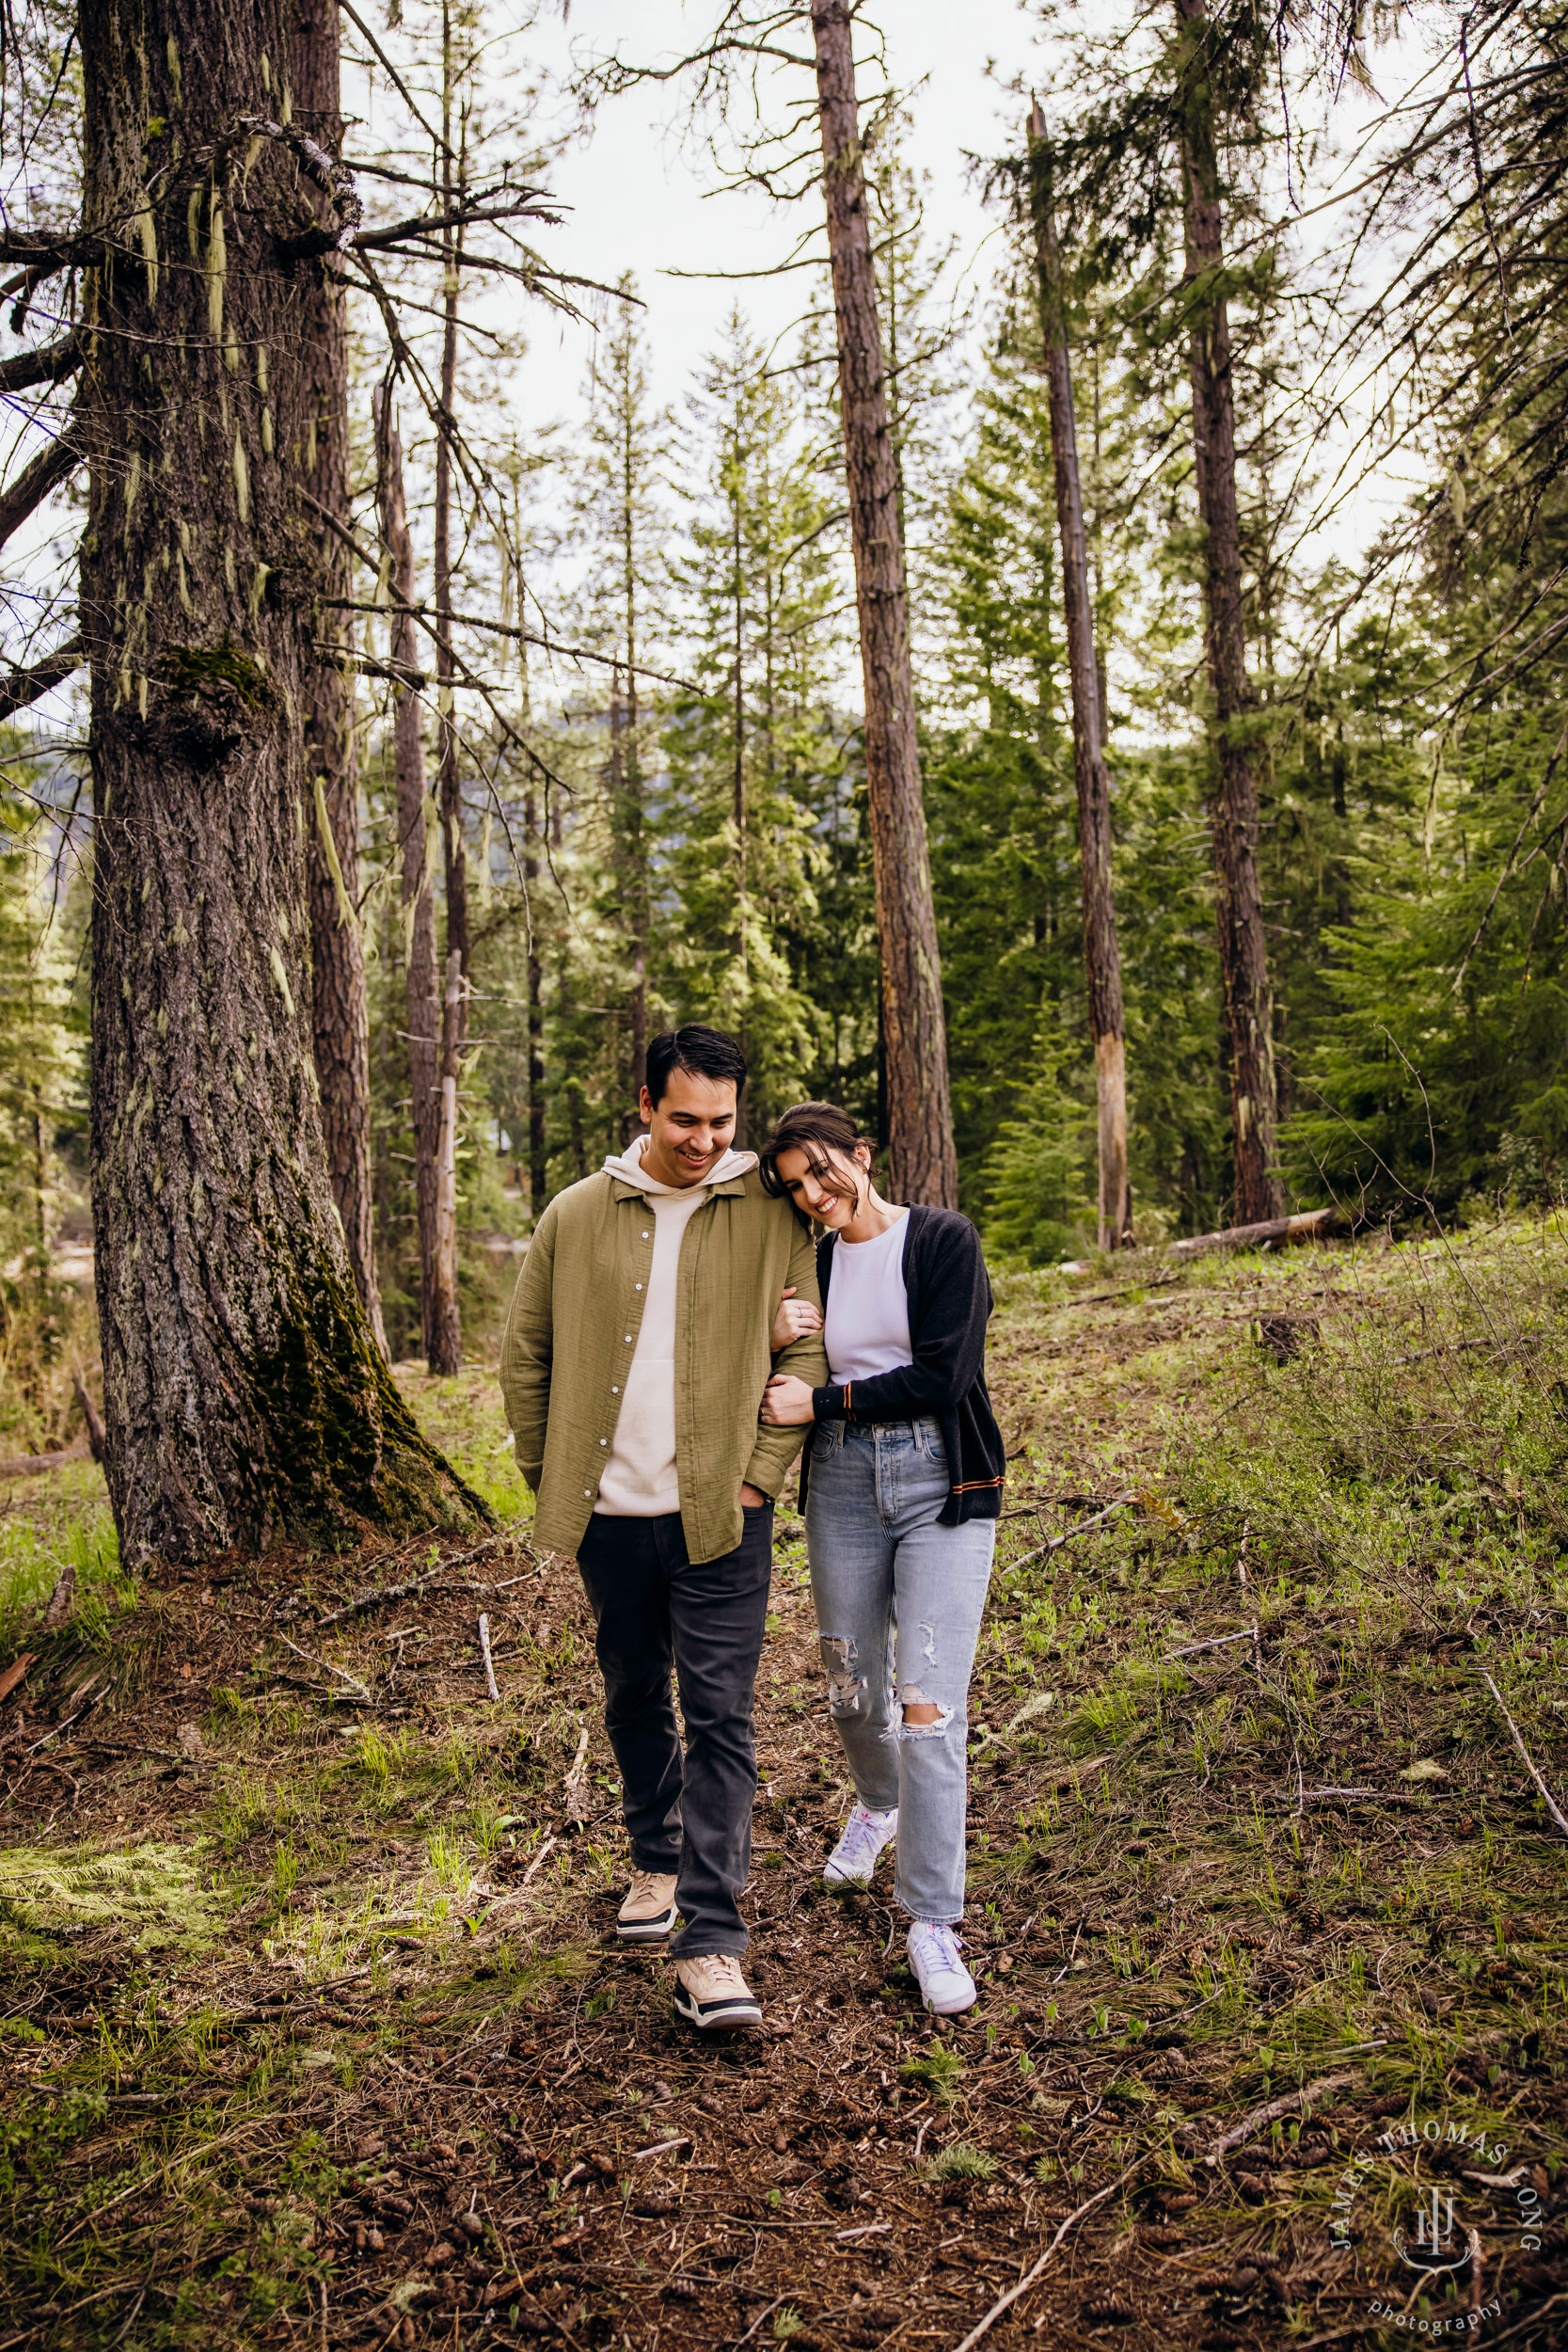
[739,1481,770,1508]
[770,1283,823,1353]
[759,1374,816,1427]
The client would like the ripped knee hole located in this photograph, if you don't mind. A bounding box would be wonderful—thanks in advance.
[820,1632,869,1716]
[895,1682,954,1738]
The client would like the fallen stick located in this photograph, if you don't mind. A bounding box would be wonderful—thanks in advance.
[1204,2071,1356,2165]
[309,1535,504,1628]
[1480,1669,1568,1836]
[1165,1628,1258,1661]
[477,1613,500,1704]
[520,1836,557,1886]
[1006,1491,1137,1575]
[563,1724,590,1821]
[951,2153,1155,2352]
[274,1632,372,1704]
[1298,1786,1422,1806]
[633,2134,692,2162]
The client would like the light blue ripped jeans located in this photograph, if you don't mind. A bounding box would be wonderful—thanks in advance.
[804,1417,995,1924]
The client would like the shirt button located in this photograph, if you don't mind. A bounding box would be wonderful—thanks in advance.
[599,1438,608,1447]
[641,1230,650,1239]
[624,1335,632,1343]
[635,1283,642,1292]
[582,1487,591,1497]
[611,1386,619,1394]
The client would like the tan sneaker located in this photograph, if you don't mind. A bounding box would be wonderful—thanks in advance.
[617,1869,678,1942]
[673,1952,763,2032]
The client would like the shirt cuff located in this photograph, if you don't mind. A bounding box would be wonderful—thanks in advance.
[812,1383,847,1422]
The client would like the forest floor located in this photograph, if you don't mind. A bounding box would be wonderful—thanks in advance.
[2,1222,1568,2351]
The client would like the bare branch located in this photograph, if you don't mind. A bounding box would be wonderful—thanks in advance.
[0,331,82,397]
[0,632,84,718]
[0,418,85,553]
[336,0,453,161]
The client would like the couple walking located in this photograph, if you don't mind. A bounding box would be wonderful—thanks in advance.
[499,1025,1005,2032]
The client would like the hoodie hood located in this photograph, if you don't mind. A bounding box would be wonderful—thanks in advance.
[603,1133,757,1196]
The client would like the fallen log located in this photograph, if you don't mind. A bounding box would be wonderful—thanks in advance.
[0,1438,89,1482]
[1170,1205,1339,1259]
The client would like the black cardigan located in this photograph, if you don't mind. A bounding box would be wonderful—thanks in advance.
[798,1203,1006,1526]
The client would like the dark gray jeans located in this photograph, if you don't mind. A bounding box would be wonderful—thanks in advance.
[576,1502,773,1958]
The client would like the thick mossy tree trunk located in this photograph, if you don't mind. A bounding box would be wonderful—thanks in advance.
[79,0,483,1563]
[293,0,386,1355]
[1175,0,1284,1225]
[811,0,958,1209]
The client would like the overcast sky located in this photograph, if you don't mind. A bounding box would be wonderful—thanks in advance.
[511,0,1044,430]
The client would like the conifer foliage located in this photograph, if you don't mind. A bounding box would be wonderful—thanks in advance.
[10,0,1568,1542]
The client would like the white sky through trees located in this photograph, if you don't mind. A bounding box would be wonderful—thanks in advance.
[516,0,1034,428]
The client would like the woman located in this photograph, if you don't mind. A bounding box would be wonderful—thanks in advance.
[758,1102,1005,2015]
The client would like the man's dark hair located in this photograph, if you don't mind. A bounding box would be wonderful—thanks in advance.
[644,1025,748,1107]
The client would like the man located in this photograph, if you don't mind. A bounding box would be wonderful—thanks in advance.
[500,1025,827,2031]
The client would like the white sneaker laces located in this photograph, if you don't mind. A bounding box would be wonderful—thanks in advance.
[913,1922,963,1975]
[833,1805,895,1873]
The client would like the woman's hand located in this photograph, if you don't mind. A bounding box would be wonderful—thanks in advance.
[760,1373,816,1426]
[769,1283,823,1354]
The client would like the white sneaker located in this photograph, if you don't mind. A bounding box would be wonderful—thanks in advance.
[824,1804,898,1888]
[908,1921,976,2015]
[617,1869,678,1942]
[673,1953,763,2033]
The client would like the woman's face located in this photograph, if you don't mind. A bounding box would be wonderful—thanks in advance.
[772,1142,866,1228]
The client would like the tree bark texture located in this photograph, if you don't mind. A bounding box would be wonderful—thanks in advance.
[435,8,469,1063]
[1175,0,1284,1224]
[78,0,478,1563]
[372,391,449,1368]
[525,787,546,1216]
[811,0,957,1209]
[293,0,385,1355]
[1027,114,1132,1251]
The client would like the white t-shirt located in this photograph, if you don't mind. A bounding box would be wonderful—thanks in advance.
[824,1209,912,1384]
[594,1135,758,1517]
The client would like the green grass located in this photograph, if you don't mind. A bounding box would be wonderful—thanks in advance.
[3,1223,1568,2344]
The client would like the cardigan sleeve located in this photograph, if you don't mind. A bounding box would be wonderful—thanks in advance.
[811,1215,991,1423]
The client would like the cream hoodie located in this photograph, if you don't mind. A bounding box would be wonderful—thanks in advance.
[593,1133,758,1518]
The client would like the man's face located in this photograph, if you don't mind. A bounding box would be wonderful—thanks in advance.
[640,1068,738,1187]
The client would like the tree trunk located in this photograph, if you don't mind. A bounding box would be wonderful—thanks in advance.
[294,0,386,1354]
[1175,0,1284,1224]
[526,787,546,1215]
[624,467,648,1104]
[430,950,463,1372]
[810,0,957,1208]
[373,390,444,1367]
[428,13,467,1375]
[79,0,478,1563]
[1027,112,1132,1252]
[436,8,469,1074]
[505,479,548,1216]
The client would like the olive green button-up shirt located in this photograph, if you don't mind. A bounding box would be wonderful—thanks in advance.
[499,1165,827,1565]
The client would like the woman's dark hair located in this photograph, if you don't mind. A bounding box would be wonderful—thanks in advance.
[758,1102,878,1217]
[645,1025,748,1106]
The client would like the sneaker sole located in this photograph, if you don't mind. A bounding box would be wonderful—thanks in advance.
[823,1864,875,1889]
[917,1981,978,2016]
[616,1906,678,1942]
[673,1984,763,2033]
